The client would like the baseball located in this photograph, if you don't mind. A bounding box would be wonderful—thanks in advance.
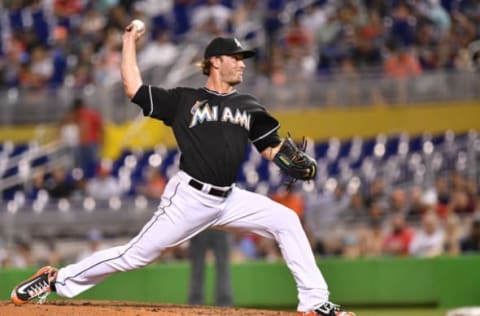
[131,19,145,32]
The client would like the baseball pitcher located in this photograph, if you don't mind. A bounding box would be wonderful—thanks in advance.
[11,21,354,316]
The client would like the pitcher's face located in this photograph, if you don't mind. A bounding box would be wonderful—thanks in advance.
[217,54,246,86]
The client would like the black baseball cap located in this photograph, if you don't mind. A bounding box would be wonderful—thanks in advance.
[204,37,255,60]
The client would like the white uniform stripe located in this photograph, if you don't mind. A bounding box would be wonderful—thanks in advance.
[147,85,153,116]
[251,124,280,143]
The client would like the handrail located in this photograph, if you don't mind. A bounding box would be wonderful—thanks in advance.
[0,141,67,192]
[1,141,61,172]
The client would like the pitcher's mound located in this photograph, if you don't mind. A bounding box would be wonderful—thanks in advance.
[0,300,296,316]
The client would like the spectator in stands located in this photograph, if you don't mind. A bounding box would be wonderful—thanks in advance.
[443,213,462,256]
[415,19,440,71]
[79,6,107,45]
[341,191,367,224]
[1,36,25,87]
[270,186,305,219]
[54,0,84,22]
[230,0,263,39]
[57,106,79,166]
[367,199,388,223]
[383,40,422,104]
[137,30,178,70]
[460,217,480,254]
[383,213,414,257]
[49,26,69,89]
[387,2,417,47]
[284,13,314,58]
[389,188,410,215]
[298,1,329,42]
[86,162,122,201]
[409,211,445,257]
[447,173,477,215]
[104,4,130,31]
[28,45,53,89]
[386,40,422,69]
[71,97,104,177]
[191,0,233,38]
[304,183,349,256]
[43,165,78,200]
[450,9,477,68]
[449,186,476,215]
[341,230,362,259]
[352,9,383,71]
[135,167,167,200]
[358,218,385,257]
[406,185,429,221]
[69,42,96,90]
[69,63,94,90]
[24,167,47,201]
[94,27,123,84]
[363,177,388,210]
[432,176,451,219]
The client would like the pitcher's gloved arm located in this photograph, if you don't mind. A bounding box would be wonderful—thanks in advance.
[263,136,317,181]
[261,142,282,161]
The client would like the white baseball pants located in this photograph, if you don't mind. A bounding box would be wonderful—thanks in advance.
[54,171,329,312]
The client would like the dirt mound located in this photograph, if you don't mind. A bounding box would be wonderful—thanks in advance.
[0,300,296,316]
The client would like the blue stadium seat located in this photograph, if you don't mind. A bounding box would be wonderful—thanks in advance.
[360,137,376,160]
[385,135,400,159]
[314,140,329,159]
[338,139,352,159]
[10,144,29,157]
[409,134,423,153]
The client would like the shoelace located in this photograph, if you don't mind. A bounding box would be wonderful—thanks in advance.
[27,279,49,298]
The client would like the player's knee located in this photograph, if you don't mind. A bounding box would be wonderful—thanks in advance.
[276,206,303,229]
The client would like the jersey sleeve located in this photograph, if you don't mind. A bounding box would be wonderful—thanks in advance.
[249,109,281,152]
[131,85,180,125]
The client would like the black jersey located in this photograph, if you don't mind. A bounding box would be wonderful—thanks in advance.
[132,85,281,186]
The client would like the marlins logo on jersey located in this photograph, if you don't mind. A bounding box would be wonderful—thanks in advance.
[189,101,251,130]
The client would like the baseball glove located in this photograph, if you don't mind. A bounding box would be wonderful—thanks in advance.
[273,135,317,182]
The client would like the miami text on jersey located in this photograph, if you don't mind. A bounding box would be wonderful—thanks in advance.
[189,103,251,130]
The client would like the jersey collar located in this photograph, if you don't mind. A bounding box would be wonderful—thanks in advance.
[202,87,237,96]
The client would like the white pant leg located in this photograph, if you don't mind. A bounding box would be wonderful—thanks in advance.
[55,173,224,298]
[216,187,329,312]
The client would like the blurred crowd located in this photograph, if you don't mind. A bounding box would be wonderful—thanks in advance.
[0,0,479,92]
[1,164,479,268]
[301,172,480,258]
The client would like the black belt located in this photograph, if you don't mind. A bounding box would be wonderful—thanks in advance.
[188,179,232,198]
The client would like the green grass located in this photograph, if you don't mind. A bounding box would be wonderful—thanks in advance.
[352,308,445,316]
